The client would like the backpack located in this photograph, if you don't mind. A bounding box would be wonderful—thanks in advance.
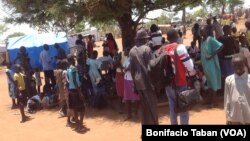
[147,48,174,90]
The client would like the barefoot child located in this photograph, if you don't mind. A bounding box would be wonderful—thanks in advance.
[67,55,86,132]
[34,68,42,94]
[6,63,17,109]
[61,60,72,126]
[54,60,66,117]
[14,64,30,123]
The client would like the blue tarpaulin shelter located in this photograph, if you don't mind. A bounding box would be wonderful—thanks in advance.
[7,32,69,70]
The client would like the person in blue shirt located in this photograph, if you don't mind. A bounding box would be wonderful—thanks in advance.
[67,54,87,132]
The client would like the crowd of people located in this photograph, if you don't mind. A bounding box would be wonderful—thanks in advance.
[5,14,250,132]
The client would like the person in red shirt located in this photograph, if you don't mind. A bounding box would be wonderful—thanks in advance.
[87,35,94,57]
[163,29,196,125]
[107,33,118,57]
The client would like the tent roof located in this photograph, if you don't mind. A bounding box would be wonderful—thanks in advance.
[7,32,67,50]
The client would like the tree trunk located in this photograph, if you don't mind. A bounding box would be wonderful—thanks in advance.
[230,5,235,14]
[221,5,225,15]
[182,8,186,24]
[117,13,137,50]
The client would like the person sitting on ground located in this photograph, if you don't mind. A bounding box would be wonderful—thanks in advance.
[224,54,250,125]
[27,94,42,113]
[41,81,58,109]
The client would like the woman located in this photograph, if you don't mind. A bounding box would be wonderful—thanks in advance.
[107,33,118,57]
[200,26,223,107]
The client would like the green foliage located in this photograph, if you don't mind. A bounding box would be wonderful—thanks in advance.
[145,12,171,28]
[6,32,25,39]
[0,25,8,35]
[207,0,244,14]
[2,0,204,48]
[91,20,120,38]
[2,0,87,33]
[193,9,208,18]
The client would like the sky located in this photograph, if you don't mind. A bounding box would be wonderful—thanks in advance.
[0,0,250,43]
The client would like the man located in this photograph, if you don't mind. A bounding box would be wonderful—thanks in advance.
[163,29,195,125]
[54,43,66,61]
[224,54,250,125]
[129,29,159,125]
[212,16,224,39]
[13,46,32,72]
[39,44,56,87]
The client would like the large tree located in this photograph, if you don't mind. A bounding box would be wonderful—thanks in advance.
[6,32,25,39]
[3,0,202,49]
[0,24,8,35]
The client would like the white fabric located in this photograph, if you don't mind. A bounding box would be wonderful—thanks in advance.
[150,31,162,47]
[224,73,250,124]
[39,50,53,70]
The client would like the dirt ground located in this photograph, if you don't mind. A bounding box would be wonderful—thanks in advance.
[1,19,247,141]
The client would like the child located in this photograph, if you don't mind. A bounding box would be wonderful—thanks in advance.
[54,60,66,117]
[29,71,37,97]
[177,30,183,44]
[67,54,86,132]
[34,68,42,94]
[6,63,17,109]
[114,50,125,113]
[14,64,30,123]
[77,57,92,106]
[224,54,250,124]
[61,60,73,126]
[187,41,200,60]
[123,49,140,120]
